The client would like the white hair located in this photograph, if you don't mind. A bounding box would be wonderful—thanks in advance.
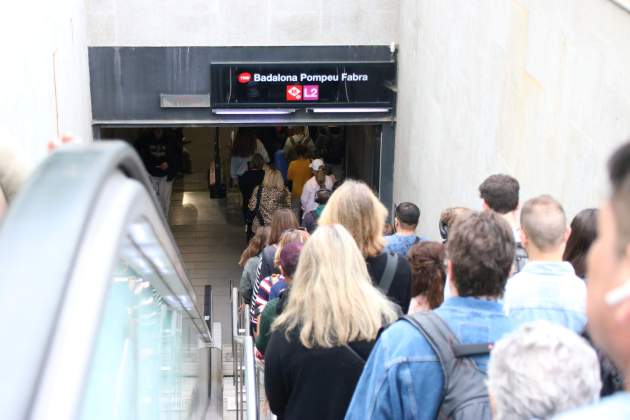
[487,321,601,420]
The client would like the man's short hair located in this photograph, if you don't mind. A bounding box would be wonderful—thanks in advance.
[608,141,630,255]
[520,195,567,252]
[447,211,515,297]
[479,174,520,214]
[488,321,601,420]
[395,202,420,227]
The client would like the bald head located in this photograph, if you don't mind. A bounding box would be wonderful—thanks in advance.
[520,195,567,252]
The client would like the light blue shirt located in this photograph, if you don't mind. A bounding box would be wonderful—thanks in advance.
[504,261,586,333]
[384,234,427,258]
[554,392,630,419]
[345,297,515,420]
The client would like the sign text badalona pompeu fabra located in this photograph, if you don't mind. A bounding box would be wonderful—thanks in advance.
[251,72,368,83]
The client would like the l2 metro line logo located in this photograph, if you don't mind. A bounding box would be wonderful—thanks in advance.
[303,85,319,101]
[237,72,252,83]
[286,85,303,101]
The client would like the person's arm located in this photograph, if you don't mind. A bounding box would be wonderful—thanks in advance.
[248,186,258,211]
[283,188,291,208]
[239,257,258,303]
[264,331,290,417]
[256,299,277,353]
[300,180,312,211]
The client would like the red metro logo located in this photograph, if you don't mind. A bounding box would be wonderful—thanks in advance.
[237,72,252,84]
[286,85,303,101]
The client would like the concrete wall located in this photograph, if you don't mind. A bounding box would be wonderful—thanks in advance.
[87,0,399,46]
[0,0,92,167]
[394,0,630,238]
[183,128,214,173]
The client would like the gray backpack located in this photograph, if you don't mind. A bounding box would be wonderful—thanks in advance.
[403,312,493,420]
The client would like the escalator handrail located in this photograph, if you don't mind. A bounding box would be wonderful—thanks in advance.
[0,142,209,420]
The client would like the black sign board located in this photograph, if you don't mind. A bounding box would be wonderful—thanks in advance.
[210,62,395,109]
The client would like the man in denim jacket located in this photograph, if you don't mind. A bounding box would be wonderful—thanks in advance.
[503,195,587,333]
[345,211,517,420]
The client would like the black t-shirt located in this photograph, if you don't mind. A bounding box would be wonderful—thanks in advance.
[365,252,412,313]
[135,131,178,179]
[265,327,374,420]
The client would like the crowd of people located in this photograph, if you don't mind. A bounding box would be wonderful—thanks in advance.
[234,129,630,419]
[230,126,344,242]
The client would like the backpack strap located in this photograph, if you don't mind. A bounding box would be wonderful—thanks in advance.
[403,312,492,419]
[453,343,494,358]
[514,242,529,273]
[343,343,366,365]
[378,253,398,294]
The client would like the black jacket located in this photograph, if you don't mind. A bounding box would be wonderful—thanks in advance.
[239,169,265,211]
[366,252,412,313]
[265,327,374,420]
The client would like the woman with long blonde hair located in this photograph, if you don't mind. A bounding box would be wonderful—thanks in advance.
[318,180,413,313]
[264,224,397,420]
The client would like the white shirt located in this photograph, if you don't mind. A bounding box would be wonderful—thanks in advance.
[300,175,334,215]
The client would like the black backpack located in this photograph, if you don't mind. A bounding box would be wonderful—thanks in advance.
[403,312,493,420]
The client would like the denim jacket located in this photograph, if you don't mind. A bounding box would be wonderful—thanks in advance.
[345,297,515,420]
[503,261,587,333]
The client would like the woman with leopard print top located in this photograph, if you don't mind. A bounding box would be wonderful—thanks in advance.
[249,168,292,233]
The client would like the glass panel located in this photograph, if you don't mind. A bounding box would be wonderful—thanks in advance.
[79,223,205,420]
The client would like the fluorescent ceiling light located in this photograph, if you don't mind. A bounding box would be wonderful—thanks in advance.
[212,108,296,115]
[309,107,390,113]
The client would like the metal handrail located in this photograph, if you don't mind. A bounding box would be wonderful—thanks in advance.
[231,287,239,386]
[206,322,224,419]
[0,142,213,420]
[232,285,267,420]
[243,337,258,420]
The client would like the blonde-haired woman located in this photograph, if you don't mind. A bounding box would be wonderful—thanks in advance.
[264,224,397,420]
[248,168,291,234]
[318,180,412,313]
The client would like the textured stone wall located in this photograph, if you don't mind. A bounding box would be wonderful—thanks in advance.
[395,0,630,238]
[87,0,399,46]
